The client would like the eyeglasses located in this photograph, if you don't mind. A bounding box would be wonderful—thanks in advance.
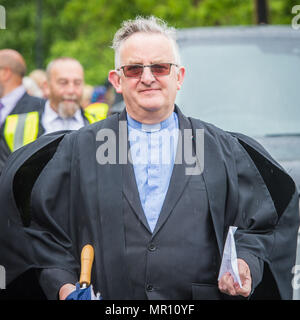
[117,63,179,78]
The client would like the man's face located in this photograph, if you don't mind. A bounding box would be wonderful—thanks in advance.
[109,33,185,123]
[48,60,84,118]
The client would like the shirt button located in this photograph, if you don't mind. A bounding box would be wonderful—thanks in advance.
[148,243,156,251]
[146,284,154,292]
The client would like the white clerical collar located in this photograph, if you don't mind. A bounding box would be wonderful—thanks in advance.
[127,112,176,133]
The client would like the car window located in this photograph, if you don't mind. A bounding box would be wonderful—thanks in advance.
[176,37,300,137]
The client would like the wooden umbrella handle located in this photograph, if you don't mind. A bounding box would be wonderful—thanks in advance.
[79,244,94,288]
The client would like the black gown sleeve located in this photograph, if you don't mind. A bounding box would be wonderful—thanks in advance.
[29,133,80,299]
[229,134,299,299]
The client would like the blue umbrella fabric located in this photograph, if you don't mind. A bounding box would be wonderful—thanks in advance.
[66,283,102,300]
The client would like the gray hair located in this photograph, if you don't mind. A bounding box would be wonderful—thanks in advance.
[46,57,83,80]
[112,16,181,69]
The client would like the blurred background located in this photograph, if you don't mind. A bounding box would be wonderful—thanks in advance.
[0,0,297,86]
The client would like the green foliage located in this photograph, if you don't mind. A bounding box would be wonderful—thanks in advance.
[270,0,300,24]
[0,0,297,85]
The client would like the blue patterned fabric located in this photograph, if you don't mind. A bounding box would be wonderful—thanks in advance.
[65,283,102,300]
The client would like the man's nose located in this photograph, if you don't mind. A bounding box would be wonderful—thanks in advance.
[65,82,77,94]
[140,66,155,84]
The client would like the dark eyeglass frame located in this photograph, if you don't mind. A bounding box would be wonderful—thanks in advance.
[117,63,179,78]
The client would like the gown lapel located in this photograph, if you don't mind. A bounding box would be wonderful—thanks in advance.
[154,107,227,254]
[152,108,193,237]
[189,117,227,255]
[94,113,133,299]
[123,162,152,233]
[119,109,152,233]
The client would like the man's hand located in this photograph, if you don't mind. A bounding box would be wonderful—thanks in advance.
[218,258,252,297]
[59,283,76,300]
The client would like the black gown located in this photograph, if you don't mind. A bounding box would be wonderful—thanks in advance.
[0,106,298,300]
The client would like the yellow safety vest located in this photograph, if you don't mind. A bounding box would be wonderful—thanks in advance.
[84,103,109,123]
[4,104,109,152]
[4,111,40,152]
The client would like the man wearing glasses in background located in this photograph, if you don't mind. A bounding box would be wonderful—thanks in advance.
[0,16,298,300]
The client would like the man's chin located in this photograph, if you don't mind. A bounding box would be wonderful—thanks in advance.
[141,105,161,112]
[58,102,80,118]
[138,98,166,112]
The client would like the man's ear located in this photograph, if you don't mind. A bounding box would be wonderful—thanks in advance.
[0,67,12,82]
[42,80,50,98]
[176,66,185,91]
[108,70,122,94]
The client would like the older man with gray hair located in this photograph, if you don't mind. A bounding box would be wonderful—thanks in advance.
[0,16,298,301]
[0,56,107,174]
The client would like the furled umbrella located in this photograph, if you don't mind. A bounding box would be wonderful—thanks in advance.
[66,244,101,300]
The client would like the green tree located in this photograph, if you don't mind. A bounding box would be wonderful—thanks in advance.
[0,0,67,72]
[46,0,255,84]
[0,0,297,85]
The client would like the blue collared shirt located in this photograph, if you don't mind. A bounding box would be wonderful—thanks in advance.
[127,112,179,232]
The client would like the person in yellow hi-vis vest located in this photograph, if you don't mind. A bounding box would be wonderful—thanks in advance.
[0,57,109,174]
[84,102,109,124]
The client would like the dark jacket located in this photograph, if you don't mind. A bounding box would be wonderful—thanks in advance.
[0,93,45,174]
[9,92,45,114]
[0,106,298,300]
[0,100,97,175]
